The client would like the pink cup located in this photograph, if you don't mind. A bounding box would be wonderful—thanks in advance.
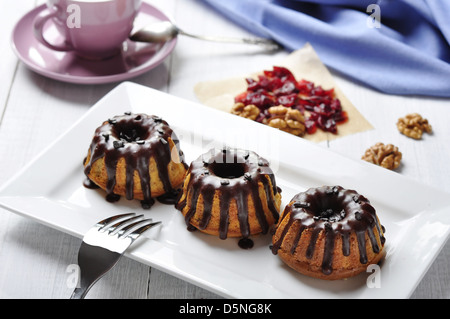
[33,0,142,59]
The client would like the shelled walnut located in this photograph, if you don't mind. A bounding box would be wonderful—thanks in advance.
[362,142,402,170]
[231,103,260,121]
[263,105,306,137]
[397,113,432,140]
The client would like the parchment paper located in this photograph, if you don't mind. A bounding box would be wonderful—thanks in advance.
[194,43,373,142]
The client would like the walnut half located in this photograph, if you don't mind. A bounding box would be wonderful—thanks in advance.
[362,142,402,170]
[397,113,432,140]
[263,105,306,137]
[231,103,260,121]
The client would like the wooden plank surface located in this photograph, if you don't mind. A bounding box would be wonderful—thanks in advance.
[0,0,448,299]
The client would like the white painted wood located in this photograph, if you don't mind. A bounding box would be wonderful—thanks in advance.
[0,0,35,115]
[0,0,448,299]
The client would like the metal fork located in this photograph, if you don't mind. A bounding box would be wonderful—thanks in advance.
[70,213,161,299]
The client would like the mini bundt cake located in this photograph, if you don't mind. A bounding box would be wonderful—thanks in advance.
[176,148,281,246]
[83,112,188,208]
[272,186,386,280]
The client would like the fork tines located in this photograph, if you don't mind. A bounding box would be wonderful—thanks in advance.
[96,213,161,239]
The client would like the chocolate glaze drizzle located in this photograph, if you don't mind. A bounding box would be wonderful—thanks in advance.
[272,186,386,275]
[83,113,187,209]
[176,148,280,241]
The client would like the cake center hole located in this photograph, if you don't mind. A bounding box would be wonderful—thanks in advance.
[211,162,245,179]
[113,123,148,143]
[315,207,346,222]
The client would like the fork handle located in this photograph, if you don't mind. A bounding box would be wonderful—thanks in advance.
[70,287,89,299]
[70,243,124,299]
[70,273,108,299]
[178,29,281,50]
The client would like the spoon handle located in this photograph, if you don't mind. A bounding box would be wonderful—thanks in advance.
[178,29,281,50]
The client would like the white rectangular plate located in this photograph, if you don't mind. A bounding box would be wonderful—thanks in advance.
[1,82,449,299]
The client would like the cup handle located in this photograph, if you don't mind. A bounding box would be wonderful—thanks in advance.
[33,6,73,52]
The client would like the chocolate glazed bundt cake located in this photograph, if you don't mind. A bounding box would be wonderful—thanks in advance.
[272,186,386,280]
[176,148,282,248]
[83,113,188,209]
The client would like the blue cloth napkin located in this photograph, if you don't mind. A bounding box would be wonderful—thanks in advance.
[200,0,450,97]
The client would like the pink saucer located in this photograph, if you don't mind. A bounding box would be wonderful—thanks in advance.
[11,3,177,84]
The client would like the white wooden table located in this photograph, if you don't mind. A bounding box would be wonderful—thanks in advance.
[0,0,449,299]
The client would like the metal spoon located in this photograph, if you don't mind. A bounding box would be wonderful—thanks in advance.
[130,21,281,50]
